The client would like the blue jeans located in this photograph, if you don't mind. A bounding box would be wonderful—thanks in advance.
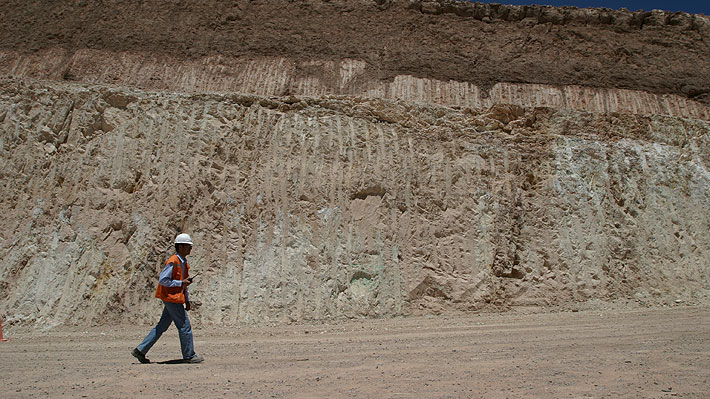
[136,301,196,359]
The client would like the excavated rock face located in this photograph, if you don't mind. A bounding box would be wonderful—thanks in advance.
[1,79,708,327]
[0,0,709,328]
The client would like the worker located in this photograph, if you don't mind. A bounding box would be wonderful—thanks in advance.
[131,233,204,364]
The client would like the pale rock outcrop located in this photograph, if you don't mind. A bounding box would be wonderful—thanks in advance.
[1,79,708,328]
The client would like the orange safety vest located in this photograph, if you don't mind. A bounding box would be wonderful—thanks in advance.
[155,254,189,304]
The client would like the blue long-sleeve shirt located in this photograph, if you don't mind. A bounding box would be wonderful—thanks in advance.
[158,254,189,302]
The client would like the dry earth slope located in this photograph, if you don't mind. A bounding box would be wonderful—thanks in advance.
[0,0,709,329]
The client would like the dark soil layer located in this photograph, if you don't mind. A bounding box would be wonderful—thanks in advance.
[1,0,709,103]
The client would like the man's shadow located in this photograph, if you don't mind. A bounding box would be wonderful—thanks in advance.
[133,359,190,365]
[156,358,190,364]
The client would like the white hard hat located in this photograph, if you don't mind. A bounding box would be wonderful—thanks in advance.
[174,233,193,245]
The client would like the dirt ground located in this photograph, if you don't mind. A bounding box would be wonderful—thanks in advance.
[1,306,708,398]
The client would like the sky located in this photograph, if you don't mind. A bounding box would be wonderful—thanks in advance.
[474,1,709,15]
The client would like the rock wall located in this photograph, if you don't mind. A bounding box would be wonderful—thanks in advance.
[1,0,710,328]
[1,79,709,328]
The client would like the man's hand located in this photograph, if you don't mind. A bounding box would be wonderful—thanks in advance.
[185,301,191,311]
[182,278,192,286]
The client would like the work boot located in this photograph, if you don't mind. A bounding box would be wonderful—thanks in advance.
[131,348,150,364]
[184,355,204,363]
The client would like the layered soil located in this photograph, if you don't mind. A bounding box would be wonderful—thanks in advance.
[1,0,709,103]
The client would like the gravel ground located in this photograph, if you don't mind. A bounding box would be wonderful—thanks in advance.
[1,306,708,398]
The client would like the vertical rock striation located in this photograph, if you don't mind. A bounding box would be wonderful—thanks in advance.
[1,80,708,327]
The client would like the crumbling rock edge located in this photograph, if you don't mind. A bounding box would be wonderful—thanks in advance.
[407,0,709,29]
